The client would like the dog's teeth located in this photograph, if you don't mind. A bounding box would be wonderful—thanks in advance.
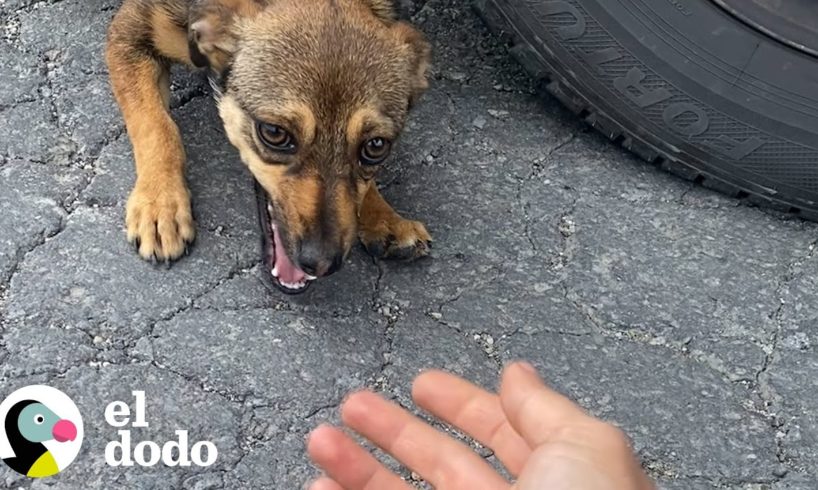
[280,280,307,290]
[267,203,274,214]
[272,266,279,278]
[305,274,318,281]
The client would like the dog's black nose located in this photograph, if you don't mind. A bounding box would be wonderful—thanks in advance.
[298,244,343,278]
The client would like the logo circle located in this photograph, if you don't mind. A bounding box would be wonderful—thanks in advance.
[0,386,83,478]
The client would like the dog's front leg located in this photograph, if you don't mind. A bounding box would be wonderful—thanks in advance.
[106,6,195,263]
[358,184,431,261]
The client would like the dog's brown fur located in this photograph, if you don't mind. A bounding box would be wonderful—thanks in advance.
[106,0,431,272]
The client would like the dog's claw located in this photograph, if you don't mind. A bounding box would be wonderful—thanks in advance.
[125,182,196,265]
[362,237,431,262]
[363,240,386,259]
[394,239,431,261]
[359,218,431,262]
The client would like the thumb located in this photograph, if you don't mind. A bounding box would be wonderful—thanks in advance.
[499,362,589,447]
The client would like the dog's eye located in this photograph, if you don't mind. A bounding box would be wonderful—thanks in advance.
[257,123,296,153]
[360,138,391,166]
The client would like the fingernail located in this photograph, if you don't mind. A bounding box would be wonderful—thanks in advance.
[518,361,538,375]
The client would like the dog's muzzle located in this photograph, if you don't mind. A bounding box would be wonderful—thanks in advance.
[255,182,318,295]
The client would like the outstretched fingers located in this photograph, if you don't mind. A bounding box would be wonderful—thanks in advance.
[499,362,589,447]
[412,370,532,476]
[341,391,511,490]
[308,424,413,490]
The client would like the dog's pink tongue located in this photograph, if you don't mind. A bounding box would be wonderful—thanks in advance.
[273,225,306,284]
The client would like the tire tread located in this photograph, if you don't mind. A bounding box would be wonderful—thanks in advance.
[474,0,818,222]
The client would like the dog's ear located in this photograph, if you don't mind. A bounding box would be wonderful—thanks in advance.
[188,13,233,71]
[360,0,398,23]
[188,1,265,72]
[392,22,432,105]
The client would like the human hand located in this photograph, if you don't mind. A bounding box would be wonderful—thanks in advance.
[307,362,655,490]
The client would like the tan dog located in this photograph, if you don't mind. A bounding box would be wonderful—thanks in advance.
[106,0,432,293]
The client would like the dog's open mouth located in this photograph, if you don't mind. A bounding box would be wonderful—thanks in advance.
[255,182,317,295]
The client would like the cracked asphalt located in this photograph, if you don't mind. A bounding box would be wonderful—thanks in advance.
[1,0,817,488]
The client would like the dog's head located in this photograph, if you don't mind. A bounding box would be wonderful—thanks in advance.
[185,0,429,293]
[189,0,430,294]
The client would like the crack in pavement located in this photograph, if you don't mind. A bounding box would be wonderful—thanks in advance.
[148,358,249,406]
[138,256,384,419]
[369,260,398,392]
[2,204,69,286]
[561,275,798,479]
[550,192,581,271]
[3,170,95,287]
[430,265,504,321]
[753,238,818,470]
[516,132,578,253]
[304,400,343,420]
[143,257,262,341]
[1,87,126,289]
[560,283,761,385]
[422,267,511,371]
[0,362,83,385]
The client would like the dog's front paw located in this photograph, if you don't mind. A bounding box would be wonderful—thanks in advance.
[359,217,432,261]
[126,179,196,263]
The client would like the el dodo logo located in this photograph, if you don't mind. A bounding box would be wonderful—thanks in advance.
[0,386,83,478]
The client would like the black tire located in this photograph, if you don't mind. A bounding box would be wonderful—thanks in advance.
[475,0,818,220]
